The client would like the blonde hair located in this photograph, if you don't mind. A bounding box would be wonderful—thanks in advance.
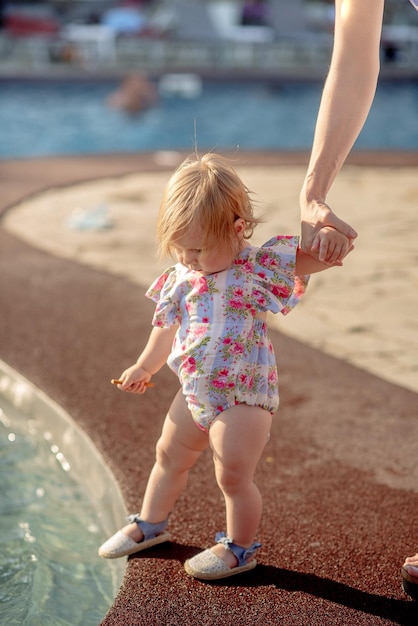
[157,152,261,258]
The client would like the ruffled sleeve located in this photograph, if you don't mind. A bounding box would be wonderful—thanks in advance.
[145,266,182,328]
[253,235,309,316]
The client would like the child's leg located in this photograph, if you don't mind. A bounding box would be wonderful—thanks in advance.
[122,389,209,542]
[208,404,272,566]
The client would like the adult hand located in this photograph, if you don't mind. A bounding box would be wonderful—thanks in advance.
[301,199,357,264]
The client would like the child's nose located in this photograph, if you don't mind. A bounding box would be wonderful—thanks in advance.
[183,250,196,265]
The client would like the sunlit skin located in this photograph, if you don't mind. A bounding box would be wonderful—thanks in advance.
[114,220,352,569]
[301,0,418,589]
[300,0,385,263]
[171,219,352,278]
[172,219,247,275]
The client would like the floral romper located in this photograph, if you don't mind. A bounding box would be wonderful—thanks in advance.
[146,236,309,432]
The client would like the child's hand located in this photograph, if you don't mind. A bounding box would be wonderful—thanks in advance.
[113,364,152,394]
[300,197,357,261]
[311,226,355,265]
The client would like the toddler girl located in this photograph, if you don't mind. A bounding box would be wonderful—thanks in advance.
[99,153,351,580]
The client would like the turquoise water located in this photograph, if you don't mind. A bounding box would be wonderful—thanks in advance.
[0,398,118,626]
[0,78,417,158]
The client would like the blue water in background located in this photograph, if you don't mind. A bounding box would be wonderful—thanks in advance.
[0,78,417,158]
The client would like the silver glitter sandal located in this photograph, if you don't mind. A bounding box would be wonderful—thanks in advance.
[98,514,170,559]
[184,532,261,580]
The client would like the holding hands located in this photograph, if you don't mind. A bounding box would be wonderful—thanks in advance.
[301,198,357,265]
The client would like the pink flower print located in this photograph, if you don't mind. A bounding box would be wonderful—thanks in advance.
[271,284,291,299]
[153,273,169,292]
[257,271,267,280]
[293,277,306,297]
[256,294,267,307]
[182,356,197,374]
[212,378,227,389]
[190,275,208,295]
[223,337,232,345]
[234,258,253,269]
[194,325,207,338]
[231,341,244,355]
[241,260,254,273]
[202,316,209,323]
[268,369,278,385]
[211,368,230,389]
[259,251,279,270]
[229,297,244,309]
[228,288,245,308]
[259,253,269,267]
[239,374,247,385]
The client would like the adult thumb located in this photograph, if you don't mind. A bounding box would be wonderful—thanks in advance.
[326,213,358,240]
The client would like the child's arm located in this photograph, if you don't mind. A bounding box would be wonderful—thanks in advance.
[296,227,354,276]
[115,325,178,394]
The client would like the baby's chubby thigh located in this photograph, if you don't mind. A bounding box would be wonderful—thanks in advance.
[209,404,272,481]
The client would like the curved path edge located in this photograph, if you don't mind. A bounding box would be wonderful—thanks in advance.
[1,153,418,626]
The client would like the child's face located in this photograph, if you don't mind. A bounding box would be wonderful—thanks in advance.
[172,220,246,275]
[172,229,234,275]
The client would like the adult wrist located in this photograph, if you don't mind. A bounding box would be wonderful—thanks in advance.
[301,177,326,207]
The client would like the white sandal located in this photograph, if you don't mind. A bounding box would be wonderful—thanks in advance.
[98,515,170,559]
[184,532,261,580]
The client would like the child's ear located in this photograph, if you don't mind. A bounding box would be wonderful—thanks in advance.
[234,217,246,237]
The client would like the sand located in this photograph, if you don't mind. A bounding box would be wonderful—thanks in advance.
[3,157,418,393]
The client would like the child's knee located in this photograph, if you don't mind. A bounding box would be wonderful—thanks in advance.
[214,462,248,495]
[155,436,200,474]
[154,437,172,469]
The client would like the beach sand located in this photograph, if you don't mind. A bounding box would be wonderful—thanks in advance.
[3,158,418,393]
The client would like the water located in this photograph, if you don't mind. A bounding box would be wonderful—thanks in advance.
[0,397,118,626]
[0,78,417,159]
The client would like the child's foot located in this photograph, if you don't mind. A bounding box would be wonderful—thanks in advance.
[210,542,239,569]
[98,515,170,559]
[120,521,144,543]
[184,532,260,580]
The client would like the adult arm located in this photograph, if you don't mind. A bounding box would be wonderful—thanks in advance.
[300,0,385,262]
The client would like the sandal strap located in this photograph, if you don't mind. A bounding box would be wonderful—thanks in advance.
[215,531,261,567]
[127,514,168,541]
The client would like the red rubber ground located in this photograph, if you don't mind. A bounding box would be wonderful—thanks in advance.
[1,154,417,626]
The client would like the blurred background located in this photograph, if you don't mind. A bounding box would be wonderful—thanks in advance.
[1,0,417,76]
[0,0,417,156]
